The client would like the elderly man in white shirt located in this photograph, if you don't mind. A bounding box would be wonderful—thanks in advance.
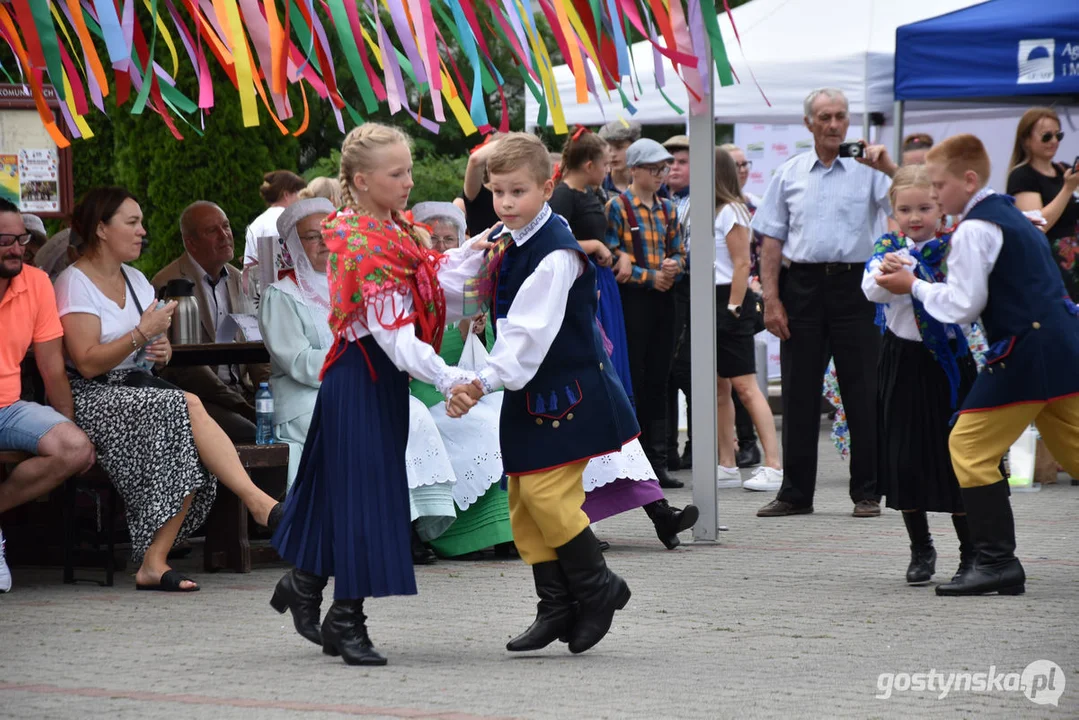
[752,88,898,519]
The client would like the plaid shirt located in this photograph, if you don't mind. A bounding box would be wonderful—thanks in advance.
[604,188,686,288]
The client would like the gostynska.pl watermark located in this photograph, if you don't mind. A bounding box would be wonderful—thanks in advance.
[876,660,1065,706]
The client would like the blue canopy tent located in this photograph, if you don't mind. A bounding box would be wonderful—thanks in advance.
[892,0,1079,156]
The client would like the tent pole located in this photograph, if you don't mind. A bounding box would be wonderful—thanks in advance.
[893,100,905,162]
[689,52,718,541]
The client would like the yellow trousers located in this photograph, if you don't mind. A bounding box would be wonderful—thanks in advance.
[949,395,1079,488]
[508,460,591,565]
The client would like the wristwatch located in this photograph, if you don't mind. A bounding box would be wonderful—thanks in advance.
[727,303,742,318]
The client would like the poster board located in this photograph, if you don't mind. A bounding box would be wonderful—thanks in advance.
[0,84,73,218]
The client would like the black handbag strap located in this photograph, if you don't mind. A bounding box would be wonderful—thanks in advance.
[121,267,144,316]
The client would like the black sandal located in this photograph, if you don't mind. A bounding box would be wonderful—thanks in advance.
[136,569,200,592]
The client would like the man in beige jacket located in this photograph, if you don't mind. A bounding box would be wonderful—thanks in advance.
[152,201,268,441]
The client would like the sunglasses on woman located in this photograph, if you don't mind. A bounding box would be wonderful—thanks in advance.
[1040,131,1065,143]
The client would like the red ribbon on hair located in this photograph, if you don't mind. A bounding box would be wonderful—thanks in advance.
[571,124,590,140]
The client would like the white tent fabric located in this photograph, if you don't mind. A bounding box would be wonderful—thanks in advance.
[525,0,986,128]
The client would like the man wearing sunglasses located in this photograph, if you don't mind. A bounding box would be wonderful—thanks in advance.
[604,138,686,489]
[0,199,96,592]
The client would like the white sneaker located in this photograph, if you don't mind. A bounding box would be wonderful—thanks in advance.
[716,465,742,489]
[744,466,784,492]
[0,526,11,593]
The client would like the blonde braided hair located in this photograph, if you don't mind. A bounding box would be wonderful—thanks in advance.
[337,122,431,248]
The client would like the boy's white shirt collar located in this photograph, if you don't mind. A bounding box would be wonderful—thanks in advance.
[960,187,995,221]
[503,203,552,247]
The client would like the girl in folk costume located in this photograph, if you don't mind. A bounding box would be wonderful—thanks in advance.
[258,197,458,568]
[862,165,976,586]
[549,128,698,550]
[269,124,486,666]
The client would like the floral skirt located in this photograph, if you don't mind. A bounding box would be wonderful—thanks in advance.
[69,370,216,564]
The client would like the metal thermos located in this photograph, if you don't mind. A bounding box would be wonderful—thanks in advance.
[162,279,201,345]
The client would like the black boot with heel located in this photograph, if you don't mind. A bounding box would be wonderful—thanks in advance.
[936,481,1025,596]
[506,561,576,652]
[556,527,631,654]
[321,599,388,665]
[643,499,700,550]
[269,568,328,646]
[902,511,936,585]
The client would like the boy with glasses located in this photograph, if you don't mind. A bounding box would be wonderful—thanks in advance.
[605,139,686,488]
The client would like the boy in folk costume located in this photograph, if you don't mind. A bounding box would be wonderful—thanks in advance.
[876,134,1079,596]
[450,133,637,653]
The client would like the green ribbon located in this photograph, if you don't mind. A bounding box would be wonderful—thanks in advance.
[29,0,67,101]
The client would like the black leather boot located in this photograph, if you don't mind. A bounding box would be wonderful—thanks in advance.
[936,482,1025,596]
[902,511,936,585]
[679,440,693,470]
[950,514,974,583]
[506,562,576,652]
[643,499,700,550]
[647,421,683,489]
[411,525,437,565]
[321,600,388,665]
[556,527,631,654]
[270,568,329,646]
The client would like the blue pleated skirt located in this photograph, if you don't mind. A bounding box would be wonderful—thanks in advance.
[272,337,416,600]
[595,263,634,403]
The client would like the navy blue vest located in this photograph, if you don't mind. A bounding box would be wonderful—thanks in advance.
[960,194,1079,412]
[494,215,639,475]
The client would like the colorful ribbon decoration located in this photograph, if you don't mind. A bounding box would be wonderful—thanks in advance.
[2,0,741,141]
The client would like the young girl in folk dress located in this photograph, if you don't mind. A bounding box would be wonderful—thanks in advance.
[269,124,486,666]
[862,165,976,586]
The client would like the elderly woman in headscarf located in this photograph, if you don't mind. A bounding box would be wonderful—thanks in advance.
[258,197,459,567]
[257,197,336,486]
[408,202,514,559]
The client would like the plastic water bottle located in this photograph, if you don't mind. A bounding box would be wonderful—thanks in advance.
[134,301,167,371]
[255,383,275,445]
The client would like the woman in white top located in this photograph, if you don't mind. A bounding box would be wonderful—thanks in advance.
[242,170,306,267]
[54,187,283,593]
[711,149,784,492]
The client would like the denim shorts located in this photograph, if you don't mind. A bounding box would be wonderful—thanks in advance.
[0,400,71,453]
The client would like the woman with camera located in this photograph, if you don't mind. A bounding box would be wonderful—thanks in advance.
[54,187,282,592]
[1006,107,1079,300]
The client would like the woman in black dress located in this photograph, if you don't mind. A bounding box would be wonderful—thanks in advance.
[1006,107,1079,299]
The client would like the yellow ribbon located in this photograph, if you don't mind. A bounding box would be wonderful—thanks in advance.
[142,0,180,79]
[221,0,258,126]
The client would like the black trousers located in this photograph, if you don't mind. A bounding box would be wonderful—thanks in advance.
[620,284,677,465]
[666,277,692,456]
[778,263,880,506]
[204,400,257,443]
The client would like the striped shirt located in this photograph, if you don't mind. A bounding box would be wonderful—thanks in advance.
[604,188,686,287]
[750,151,892,264]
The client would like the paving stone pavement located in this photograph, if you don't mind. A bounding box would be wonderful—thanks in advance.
[1,427,1077,720]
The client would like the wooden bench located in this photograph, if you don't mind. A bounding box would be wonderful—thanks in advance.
[0,450,120,586]
[2,442,290,582]
[202,442,289,573]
